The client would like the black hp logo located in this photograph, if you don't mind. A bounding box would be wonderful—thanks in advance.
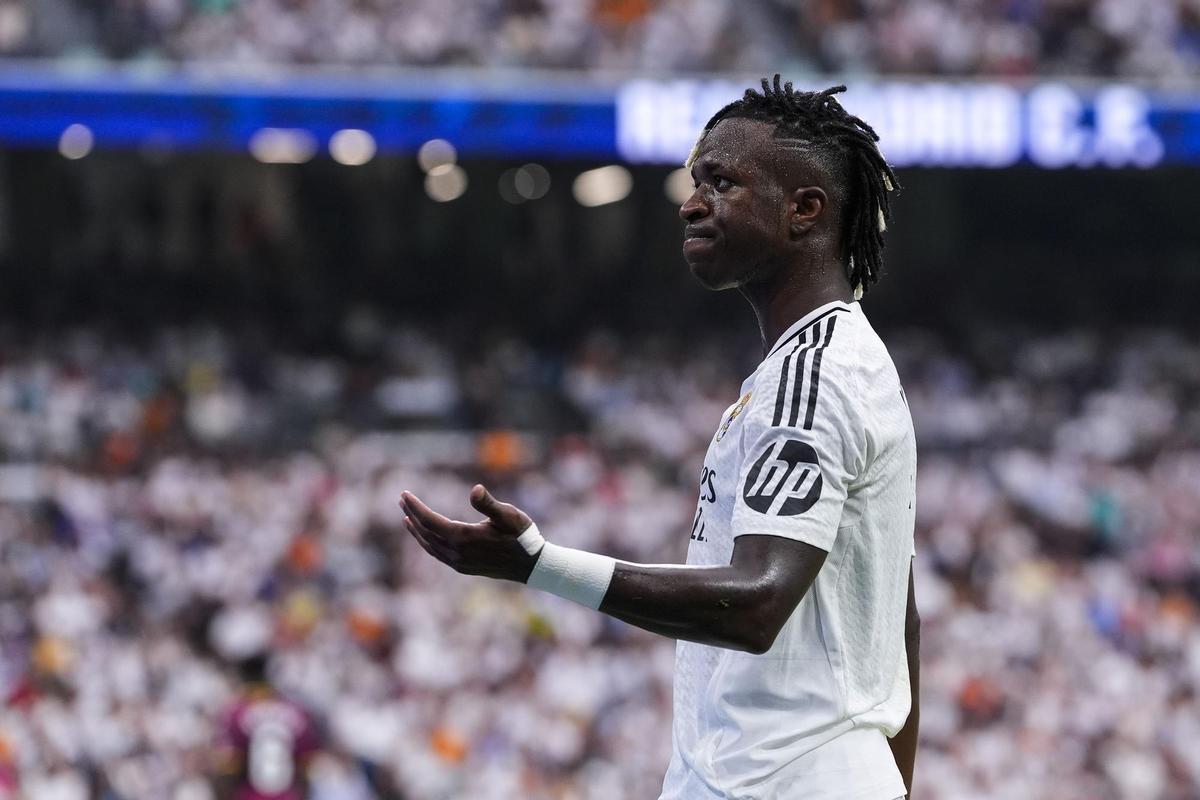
[742,439,823,516]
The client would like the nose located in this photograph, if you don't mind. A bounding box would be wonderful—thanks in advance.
[679,186,709,223]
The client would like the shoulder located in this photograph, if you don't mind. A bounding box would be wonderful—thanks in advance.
[747,304,866,432]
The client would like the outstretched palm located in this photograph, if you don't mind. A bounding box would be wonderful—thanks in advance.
[401,485,538,583]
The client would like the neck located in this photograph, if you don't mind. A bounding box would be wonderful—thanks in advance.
[739,259,853,354]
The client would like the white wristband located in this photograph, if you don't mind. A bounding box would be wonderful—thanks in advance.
[516,524,546,556]
[522,525,616,610]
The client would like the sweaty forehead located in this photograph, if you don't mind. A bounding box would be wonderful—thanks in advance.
[693,117,817,185]
[693,118,777,170]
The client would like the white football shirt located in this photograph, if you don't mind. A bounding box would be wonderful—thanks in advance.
[659,300,916,800]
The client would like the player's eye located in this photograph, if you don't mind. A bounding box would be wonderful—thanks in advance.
[713,175,733,191]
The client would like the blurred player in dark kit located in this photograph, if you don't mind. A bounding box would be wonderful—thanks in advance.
[212,654,322,800]
[403,76,919,800]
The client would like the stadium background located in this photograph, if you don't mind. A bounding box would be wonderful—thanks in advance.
[2,2,1200,799]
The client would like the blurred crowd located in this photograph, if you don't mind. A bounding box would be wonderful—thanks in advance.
[2,0,1200,79]
[1,318,1199,799]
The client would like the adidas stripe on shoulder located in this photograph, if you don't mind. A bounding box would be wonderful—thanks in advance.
[770,309,847,430]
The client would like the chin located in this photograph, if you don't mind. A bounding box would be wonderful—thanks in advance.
[687,259,739,291]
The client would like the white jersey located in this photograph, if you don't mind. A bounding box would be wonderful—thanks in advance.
[660,300,915,800]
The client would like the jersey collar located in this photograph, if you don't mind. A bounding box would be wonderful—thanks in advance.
[766,300,854,359]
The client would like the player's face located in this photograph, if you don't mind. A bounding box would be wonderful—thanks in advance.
[679,119,792,291]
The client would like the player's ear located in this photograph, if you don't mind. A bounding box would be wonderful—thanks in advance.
[788,186,827,237]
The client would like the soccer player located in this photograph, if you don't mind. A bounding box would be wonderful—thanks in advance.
[402,76,919,800]
[212,654,323,800]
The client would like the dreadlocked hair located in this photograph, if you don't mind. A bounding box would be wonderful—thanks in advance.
[688,76,898,298]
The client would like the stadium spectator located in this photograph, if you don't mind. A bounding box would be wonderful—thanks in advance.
[3,0,1200,79]
[1,320,1199,798]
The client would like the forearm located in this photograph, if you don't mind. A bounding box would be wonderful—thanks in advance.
[599,562,775,653]
[397,488,825,655]
[593,537,825,653]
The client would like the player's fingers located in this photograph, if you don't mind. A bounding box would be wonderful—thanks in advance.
[403,508,449,546]
[401,491,455,533]
[404,517,454,563]
[406,519,444,561]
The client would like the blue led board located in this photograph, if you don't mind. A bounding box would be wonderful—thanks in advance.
[1,66,1198,167]
[0,66,616,159]
[617,80,1200,168]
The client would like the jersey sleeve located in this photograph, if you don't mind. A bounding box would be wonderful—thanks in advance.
[730,352,868,552]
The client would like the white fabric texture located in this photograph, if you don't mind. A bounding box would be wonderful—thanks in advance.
[660,301,915,800]
[526,541,616,610]
[516,523,546,556]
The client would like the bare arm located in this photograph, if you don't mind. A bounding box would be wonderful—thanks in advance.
[599,535,826,653]
[887,563,919,796]
[401,487,827,654]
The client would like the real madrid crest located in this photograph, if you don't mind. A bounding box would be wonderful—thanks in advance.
[716,392,752,442]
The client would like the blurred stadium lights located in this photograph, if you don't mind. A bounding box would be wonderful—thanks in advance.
[573,165,632,207]
[57,123,92,159]
[516,163,551,200]
[425,164,468,202]
[249,128,317,164]
[498,169,523,204]
[329,128,376,166]
[499,163,552,204]
[663,167,694,205]
[417,138,457,173]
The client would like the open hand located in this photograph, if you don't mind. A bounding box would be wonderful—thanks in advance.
[400,485,539,583]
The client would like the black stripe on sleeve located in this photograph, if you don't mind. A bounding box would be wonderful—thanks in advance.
[772,352,792,426]
[802,315,839,430]
[787,320,827,427]
[766,305,851,358]
[772,327,811,425]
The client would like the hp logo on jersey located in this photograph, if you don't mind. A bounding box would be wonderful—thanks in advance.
[743,439,823,516]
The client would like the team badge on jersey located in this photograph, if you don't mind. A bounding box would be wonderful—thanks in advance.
[716,392,752,442]
[743,438,823,515]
